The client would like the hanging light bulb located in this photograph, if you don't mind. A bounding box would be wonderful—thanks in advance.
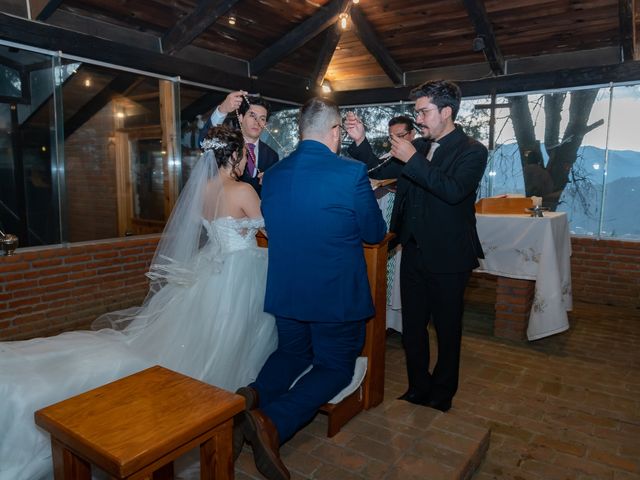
[352,0,360,3]
[339,12,349,30]
[228,15,236,25]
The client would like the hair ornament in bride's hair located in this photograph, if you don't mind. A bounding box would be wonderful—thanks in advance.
[200,137,227,152]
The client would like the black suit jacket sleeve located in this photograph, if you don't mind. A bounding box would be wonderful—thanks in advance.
[401,143,487,205]
[346,138,404,180]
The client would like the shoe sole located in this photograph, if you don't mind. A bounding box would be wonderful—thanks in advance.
[244,412,290,480]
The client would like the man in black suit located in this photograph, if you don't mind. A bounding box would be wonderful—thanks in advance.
[352,80,487,412]
[345,114,430,180]
[201,90,279,196]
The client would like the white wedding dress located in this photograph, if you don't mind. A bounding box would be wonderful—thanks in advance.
[0,216,277,480]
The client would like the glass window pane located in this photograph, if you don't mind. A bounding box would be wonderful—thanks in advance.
[487,87,609,237]
[62,64,174,240]
[0,46,59,247]
[601,85,640,240]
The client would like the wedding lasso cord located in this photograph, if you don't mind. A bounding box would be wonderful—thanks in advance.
[367,153,394,174]
[234,97,259,173]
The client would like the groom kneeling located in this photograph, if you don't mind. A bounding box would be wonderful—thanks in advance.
[234,97,386,479]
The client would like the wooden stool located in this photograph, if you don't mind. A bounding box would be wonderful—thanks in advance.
[34,365,244,480]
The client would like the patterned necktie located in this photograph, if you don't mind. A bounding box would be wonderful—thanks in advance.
[427,142,440,161]
[246,143,256,177]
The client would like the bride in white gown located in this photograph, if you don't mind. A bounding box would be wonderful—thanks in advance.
[0,126,277,480]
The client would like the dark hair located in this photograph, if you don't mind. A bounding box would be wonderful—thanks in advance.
[410,80,462,121]
[388,115,414,132]
[238,95,271,119]
[203,126,245,179]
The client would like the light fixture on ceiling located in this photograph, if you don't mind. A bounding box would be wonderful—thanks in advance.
[228,15,236,25]
[352,0,360,3]
[339,12,349,30]
[84,78,92,88]
[321,81,332,94]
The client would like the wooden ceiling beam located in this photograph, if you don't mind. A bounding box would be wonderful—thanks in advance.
[249,0,351,75]
[332,60,640,106]
[0,13,311,104]
[31,0,63,21]
[618,0,637,61]
[162,0,241,55]
[311,24,343,88]
[462,0,505,75]
[350,6,403,86]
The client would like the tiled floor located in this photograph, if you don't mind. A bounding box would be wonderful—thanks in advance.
[232,299,639,480]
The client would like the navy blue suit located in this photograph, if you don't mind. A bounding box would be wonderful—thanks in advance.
[254,139,386,442]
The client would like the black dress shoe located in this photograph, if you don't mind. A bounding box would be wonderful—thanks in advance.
[233,386,260,461]
[397,390,412,401]
[427,398,452,412]
[243,409,290,480]
[398,390,430,406]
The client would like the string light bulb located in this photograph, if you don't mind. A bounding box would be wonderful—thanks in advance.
[228,15,236,25]
[352,0,360,3]
[339,12,349,30]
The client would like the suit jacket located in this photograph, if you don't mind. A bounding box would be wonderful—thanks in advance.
[200,116,279,197]
[347,137,430,180]
[391,126,488,273]
[241,140,279,197]
[261,140,387,323]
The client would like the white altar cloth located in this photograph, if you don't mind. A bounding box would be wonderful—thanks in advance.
[376,190,403,332]
[476,212,573,340]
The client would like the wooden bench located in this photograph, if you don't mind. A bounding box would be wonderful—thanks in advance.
[256,232,392,437]
[34,365,244,479]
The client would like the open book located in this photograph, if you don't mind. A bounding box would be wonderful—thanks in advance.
[371,178,397,199]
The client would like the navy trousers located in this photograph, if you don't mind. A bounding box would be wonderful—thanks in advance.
[251,316,365,442]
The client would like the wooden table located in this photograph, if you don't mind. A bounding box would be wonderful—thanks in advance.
[34,365,244,479]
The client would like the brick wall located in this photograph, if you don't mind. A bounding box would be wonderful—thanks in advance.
[1,235,638,342]
[571,237,640,308]
[0,235,159,341]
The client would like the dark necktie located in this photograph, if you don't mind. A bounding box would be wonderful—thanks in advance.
[247,143,256,178]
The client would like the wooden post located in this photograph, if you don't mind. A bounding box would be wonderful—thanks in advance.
[362,232,392,408]
[159,80,179,220]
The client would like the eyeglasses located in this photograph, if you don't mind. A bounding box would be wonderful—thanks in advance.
[333,124,349,138]
[388,131,410,141]
[414,107,439,118]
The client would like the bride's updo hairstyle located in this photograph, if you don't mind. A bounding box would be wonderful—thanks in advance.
[201,126,245,179]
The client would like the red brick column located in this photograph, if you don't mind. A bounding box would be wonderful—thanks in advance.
[494,277,535,341]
